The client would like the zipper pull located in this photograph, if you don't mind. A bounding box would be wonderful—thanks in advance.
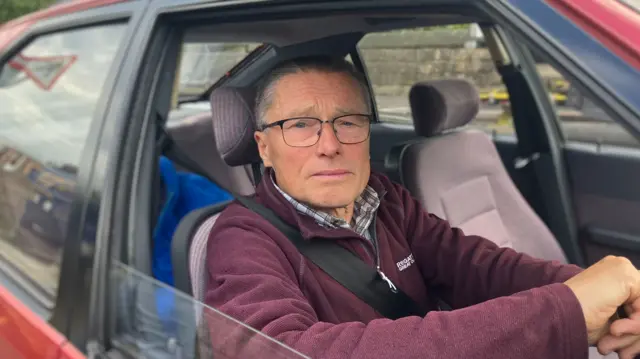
[378,269,398,293]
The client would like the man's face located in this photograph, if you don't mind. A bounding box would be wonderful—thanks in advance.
[254,70,371,211]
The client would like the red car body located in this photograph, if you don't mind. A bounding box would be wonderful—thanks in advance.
[0,284,83,359]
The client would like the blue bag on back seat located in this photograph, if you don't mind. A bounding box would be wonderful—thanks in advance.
[152,156,232,336]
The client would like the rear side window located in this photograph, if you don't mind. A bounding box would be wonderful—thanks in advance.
[358,24,515,136]
[177,43,260,97]
[0,23,126,313]
[529,56,640,148]
[168,42,261,120]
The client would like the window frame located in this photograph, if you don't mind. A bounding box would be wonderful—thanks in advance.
[83,3,180,356]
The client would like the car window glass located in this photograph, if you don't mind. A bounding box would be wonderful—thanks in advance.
[110,261,309,359]
[169,42,260,117]
[0,23,127,313]
[528,54,640,148]
[358,24,515,136]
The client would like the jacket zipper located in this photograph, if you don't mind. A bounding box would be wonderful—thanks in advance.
[369,217,398,293]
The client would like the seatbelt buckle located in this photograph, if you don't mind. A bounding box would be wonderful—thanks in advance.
[377,270,398,293]
[436,298,453,311]
[514,152,540,170]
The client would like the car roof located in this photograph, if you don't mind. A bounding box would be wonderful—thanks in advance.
[0,0,128,51]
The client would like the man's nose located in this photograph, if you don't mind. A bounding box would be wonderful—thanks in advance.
[315,122,340,156]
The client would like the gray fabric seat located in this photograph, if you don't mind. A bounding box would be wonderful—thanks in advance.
[399,80,616,358]
[168,87,260,297]
[185,86,262,303]
[167,86,262,359]
[397,79,568,262]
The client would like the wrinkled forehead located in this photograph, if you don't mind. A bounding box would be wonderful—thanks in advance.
[269,71,368,120]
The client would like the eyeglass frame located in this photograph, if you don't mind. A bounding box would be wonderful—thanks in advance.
[257,113,373,147]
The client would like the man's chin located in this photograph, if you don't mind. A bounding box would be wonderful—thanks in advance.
[298,178,363,209]
[305,192,356,211]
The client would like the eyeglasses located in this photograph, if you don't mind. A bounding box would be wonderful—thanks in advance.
[260,114,372,147]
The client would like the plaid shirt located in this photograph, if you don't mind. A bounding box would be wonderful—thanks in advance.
[271,172,380,239]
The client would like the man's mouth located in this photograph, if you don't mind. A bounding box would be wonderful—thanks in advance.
[312,169,352,178]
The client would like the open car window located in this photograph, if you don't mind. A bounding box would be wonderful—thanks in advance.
[110,261,309,359]
[358,24,516,136]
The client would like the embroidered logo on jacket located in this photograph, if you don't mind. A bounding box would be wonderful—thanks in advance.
[396,254,415,272]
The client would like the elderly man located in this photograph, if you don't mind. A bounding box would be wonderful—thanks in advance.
[205,56,640,358]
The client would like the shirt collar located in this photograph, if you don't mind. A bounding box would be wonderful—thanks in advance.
[270,171,380,237]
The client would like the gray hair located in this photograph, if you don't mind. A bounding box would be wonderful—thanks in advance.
[254,55,372,129]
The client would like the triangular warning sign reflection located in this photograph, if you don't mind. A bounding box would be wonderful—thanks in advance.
[5,53,77,91]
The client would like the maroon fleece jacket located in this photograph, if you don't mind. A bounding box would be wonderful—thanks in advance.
[204,170,588,359]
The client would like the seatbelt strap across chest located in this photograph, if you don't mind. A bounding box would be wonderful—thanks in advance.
[235,196,432,320]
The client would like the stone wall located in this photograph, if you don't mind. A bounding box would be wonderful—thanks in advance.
[359,30,504,97]
[360,46,500,97]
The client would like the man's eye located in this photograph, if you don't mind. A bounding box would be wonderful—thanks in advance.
[337,120,359,128]
[285,119,316,130]
[293,121,309,128]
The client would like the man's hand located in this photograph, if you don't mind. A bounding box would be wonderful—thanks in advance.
[595,311,640,358]
[564,255,640,345]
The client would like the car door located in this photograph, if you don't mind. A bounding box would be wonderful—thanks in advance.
[72,2,309,357]
[0,2,139,357]
[495,0,640,266]
[515,52,640,266]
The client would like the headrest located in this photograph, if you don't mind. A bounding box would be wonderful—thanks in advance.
[210,86,261,167]
[409,79,480,137]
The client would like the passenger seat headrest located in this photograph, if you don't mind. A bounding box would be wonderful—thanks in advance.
[210,86,261,167]
[409,79,480,137]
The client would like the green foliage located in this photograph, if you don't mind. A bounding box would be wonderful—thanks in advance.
[0,0,57,25]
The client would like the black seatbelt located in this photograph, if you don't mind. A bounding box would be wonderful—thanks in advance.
[235,196,433,320]
[251,163,263,185]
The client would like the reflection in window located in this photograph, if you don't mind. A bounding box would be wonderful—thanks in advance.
[110,261,308,359]
[0,23,127,311]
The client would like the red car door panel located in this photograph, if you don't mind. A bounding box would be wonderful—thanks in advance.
[0,284,84,359]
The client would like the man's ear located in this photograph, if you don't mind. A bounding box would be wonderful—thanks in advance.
[254,131,273,167]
